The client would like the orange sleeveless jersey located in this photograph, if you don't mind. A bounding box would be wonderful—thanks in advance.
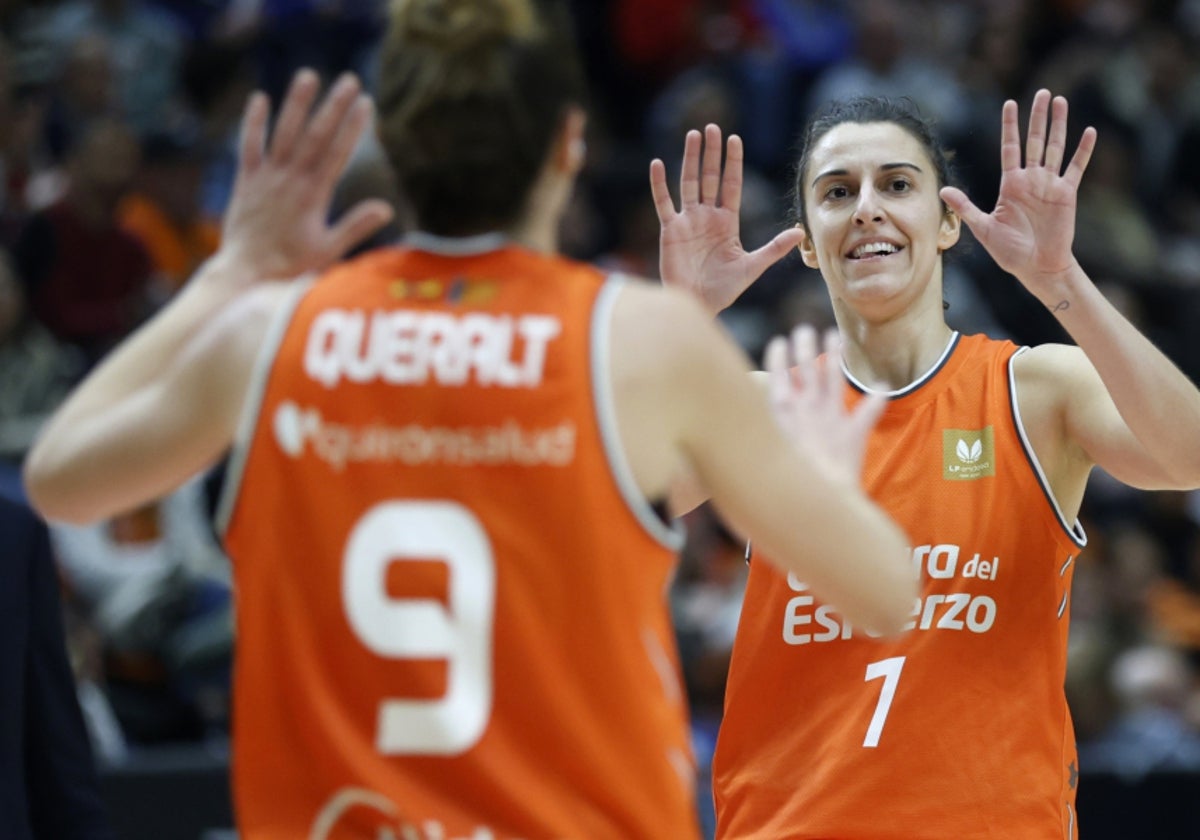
[713,333,1087,840]
[218,238,700,840]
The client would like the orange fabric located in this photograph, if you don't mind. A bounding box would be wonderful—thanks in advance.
[117,194,220,290]
[221,243,699,840]
[714,334,1086,840]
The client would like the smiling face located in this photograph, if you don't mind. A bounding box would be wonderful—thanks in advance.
[797,121,960,321]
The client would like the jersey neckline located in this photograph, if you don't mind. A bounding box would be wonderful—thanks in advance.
[844,330,961,400]
[400,231,510,255]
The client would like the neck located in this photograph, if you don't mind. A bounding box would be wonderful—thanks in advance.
[507,211,558,255]
[834,301,954,390]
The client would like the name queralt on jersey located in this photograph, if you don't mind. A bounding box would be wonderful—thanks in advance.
[303,308,562,388]
[782,543,1001,645]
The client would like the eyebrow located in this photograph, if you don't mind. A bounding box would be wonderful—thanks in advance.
[811,162,924,189]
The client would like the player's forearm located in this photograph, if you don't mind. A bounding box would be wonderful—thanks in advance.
[1046,263,1200,486]
[24,256,251,511]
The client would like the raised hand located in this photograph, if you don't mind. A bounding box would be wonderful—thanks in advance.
[217,69,395,284]
[765,326,886,487]
[650,124,804,314]
[939,90,1096,306]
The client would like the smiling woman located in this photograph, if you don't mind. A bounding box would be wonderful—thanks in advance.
[792,115,961,329]
[652,90,1200,839]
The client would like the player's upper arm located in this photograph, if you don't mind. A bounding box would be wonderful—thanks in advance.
[1015,343,1176,491]
[636,289,914,635]
[25,285,288,524]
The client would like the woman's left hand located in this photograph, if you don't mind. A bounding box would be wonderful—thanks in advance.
[939,89,1096,307]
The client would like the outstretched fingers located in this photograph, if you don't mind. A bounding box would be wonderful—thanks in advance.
[764,334,792,419]
[744,227,806,280]
[821,328,842,405]
[1062,125,1097,189]
[939,186,989,235]
[312,92,373,199]
[1042,94,1069,174]
[327,198,395,259]
[679,129,702,207]
[1024,88,1052,168]
[235,90,270,178]
[294,73,363,174]
[720,132,744,215]
[1000,99,1021,172]
[267,69,322,163]
[701,124,723,204]
[790,324,820,402]
[649,158,676,224]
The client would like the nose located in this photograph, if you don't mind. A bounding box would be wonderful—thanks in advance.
[852,187,885,225]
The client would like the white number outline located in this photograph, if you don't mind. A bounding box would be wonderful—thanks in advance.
[862,656,905,748]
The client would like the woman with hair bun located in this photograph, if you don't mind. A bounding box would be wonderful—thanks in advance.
[24,2,916,837]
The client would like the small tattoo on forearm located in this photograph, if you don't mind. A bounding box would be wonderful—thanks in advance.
[1052,300,1070,313]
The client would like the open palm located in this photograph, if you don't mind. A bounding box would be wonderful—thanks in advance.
[650,124,803,314]
[765,326,885,487]
[940,90,1096,306]
[219,69,394,285]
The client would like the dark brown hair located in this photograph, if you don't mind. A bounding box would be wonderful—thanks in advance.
[790,96,957,229]
[376,0,586,236]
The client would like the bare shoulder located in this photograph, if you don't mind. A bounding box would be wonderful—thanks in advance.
[1011,341,1097,410]
[609,277,747,379]
[1012,341,1090,381]
[1012,340,1099,415]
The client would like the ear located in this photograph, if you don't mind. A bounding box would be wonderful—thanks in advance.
[937,207,961,252]
[796,224,819,269]
[555,106,587,176]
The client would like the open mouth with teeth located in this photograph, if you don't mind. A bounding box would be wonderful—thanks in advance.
[848,242,903,259]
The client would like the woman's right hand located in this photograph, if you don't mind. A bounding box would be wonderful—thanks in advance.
[215,69,395,288]
[650,124,803,314]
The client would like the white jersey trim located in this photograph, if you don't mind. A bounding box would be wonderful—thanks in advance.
[400,231,508,255]
[214,280,313,538]
[592,277,685,551]
[1008,347,1087,548]
[843,331,960,397]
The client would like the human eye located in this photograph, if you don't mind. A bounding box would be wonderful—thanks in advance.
[822,183,850,201]
[886,176,913,193]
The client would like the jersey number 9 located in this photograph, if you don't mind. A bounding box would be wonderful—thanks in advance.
[342,500,496,755]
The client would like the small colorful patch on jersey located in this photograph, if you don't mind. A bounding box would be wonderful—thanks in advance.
[943,426,995,480]
[388,277,499,305]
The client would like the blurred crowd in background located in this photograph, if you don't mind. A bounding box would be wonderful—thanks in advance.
[2,0,1200,826]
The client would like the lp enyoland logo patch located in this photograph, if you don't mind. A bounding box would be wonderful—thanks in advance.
[943,427,995,480]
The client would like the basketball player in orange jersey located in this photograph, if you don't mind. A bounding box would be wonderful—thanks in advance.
[652,91,1200,838]
[22,2,918,838]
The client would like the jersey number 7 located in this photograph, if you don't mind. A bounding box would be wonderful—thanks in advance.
[863,656,905,748]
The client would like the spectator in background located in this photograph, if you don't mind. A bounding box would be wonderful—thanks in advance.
[245,0,388,101]
[0,495,116,839]
[40,31,118,169]
[0,248,83,502]
[178,37,259,220]
[11,115,152,366]
[118,123,220,297]
[804,0,971,142]
[1078,643,1200,780]
[29,0,187,132]
[0,32,51,243]
[51,474,234,746]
